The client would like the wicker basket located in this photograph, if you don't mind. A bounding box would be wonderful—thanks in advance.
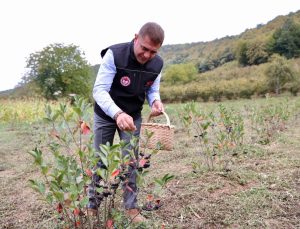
[140,111,175,151]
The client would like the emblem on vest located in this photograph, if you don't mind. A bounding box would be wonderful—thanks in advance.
[145,81,154,87]
[120,76,131,87]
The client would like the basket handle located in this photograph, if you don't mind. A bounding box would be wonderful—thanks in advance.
[146,111,171,126]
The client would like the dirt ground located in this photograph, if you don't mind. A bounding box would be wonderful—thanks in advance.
[0,126,54,229]
[1,113,300,228]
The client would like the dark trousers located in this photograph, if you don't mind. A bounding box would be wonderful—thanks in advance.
[88,112,142,209]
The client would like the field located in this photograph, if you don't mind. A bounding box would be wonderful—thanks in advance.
[1,96,300,229]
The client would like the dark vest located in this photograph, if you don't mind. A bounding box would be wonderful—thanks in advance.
[94,41,163,120]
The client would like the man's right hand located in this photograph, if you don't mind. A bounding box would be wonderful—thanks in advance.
[151,100,164,117]
[116,112,136,131]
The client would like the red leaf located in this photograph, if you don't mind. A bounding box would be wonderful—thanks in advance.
[85,168,93,177]
[75,221,80,227]
[111,169,120,178]
[73,208,80,215]
[56,203,63,213]
[106,219,114,228]
[139,158,147,167]
[146,194,154,201]
[80,121,91,135]
[155,199,161,205]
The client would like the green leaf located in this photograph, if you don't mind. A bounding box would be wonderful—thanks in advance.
[136,172,145,187]
[154,179,164,187]
[141,170,149,177]
[41,164,49,175]
[28,179,46,195]
[46,193,54,204]
[110,144,121,151]
[53,191,64,202]
[57,172,64,185]
[163,174,175,183]
[79,196,89,208]
[72,107,82,116]
[65,112,74,122]
[99,153,108,168]
[43,117,52,122]
[97,168,107,180]
[96,187,104,193]
[76,176,83,184]
[78,150,84,160]
[50,180,60,191]
[28,148,43,165]
[44,105,52,121]
[59,103,67,115]
[52,112,59,121]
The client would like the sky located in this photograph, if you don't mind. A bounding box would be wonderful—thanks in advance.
[0,0,300,91]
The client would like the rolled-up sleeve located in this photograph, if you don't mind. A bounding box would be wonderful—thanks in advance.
[93,49,121,119]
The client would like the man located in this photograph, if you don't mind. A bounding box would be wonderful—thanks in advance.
[88,22,165,223]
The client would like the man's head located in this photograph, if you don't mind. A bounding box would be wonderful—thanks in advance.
[133,22,164,64]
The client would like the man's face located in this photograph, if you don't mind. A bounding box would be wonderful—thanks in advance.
[133,34,161,64]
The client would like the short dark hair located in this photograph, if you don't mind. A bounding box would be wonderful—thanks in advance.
[138,22,164,45]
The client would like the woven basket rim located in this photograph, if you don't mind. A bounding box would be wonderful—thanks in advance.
[143,111,175,127]
[141,123,175,128]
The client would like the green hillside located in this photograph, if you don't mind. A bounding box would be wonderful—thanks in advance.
[1,10,300,101]
[158,10,300,102]
[159,10,300,68]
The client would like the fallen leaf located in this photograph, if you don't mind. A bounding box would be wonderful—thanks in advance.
[50,129,60,139]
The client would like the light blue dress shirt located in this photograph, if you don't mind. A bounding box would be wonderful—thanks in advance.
[93,49,162,119]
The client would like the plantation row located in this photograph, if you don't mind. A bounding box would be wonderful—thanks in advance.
[177,96,299,172]
[160,58,300,103]
[161,76,270,102]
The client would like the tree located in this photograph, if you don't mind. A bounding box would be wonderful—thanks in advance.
[236,42,249,66]
[24,43,92,100]
[268,18,300,59]
[236,40,268,66]
[265,54,294,95]
[163,63,197,84]
[246,41,269,65]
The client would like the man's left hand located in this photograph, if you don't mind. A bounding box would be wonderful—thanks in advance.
[151,100,164,116]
